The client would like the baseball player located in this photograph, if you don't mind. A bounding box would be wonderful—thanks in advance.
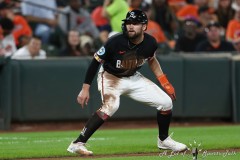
[67,9,187,156]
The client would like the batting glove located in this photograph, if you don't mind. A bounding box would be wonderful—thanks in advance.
[157,74,176,101]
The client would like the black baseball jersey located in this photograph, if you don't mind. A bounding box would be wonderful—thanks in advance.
[94,33,158,77]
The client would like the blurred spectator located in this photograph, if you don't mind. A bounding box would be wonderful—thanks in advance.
[18,35,31,48]
[128,0,143,10]
[215,0,235,29]
[198,6,218,28]
[58,0,99,40]
[232,34,240,53]
[143,4,172,50]
[80,0,102,11]
[0,2,32,47]
[186,0,194,3]
[59,30,90,56]
[0,17,17,57]
[195,21,235,52]
[80,34,95,55]
[21,0,59,45]
[232,36,240,52]
[11,36,46,59]
[91,6,111,43]
[168,0,187,13]
[56,0,68,8]
[206,0,218,9]
[175,18,206,52]
[146,18,168,45]
[0,25,3,40]
[7,0,22,15]
[0,25,4,55]
[226,3,240,42]
[232,0,240,7]
[176,0,208,21]
[102,0,129,32]
[152,0,179,39]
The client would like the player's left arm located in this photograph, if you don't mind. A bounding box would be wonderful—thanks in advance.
[148,55,163,77]
[148,55,176,101]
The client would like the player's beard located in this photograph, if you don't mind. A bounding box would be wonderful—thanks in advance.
[127,30,142,41]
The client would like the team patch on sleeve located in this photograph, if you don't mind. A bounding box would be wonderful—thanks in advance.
[96,46,105,56]
[94,53,104,63]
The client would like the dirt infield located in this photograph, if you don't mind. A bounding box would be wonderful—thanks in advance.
[20,149,240,160]
[4,119,237,133]
[3,119,157,132]
[20,152,158,160]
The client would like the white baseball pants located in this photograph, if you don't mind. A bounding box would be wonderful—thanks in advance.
[97,69,173,117]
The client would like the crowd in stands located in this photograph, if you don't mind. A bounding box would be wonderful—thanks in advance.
[1,0,240,59]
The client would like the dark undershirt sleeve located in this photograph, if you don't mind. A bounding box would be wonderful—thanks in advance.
[84,58,101,85]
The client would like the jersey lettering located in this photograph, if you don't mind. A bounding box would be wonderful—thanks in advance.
[101,33,157,77]
[115,58,147,69]
[116,60,121,68]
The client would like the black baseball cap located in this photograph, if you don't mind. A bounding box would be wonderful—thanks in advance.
[122,10,148,24]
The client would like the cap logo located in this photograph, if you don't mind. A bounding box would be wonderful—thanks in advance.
[129,12,136,18]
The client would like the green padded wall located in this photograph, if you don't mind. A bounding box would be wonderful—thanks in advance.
[232,57,240,122]
[157,55,184,117]
[0,57,11,129]
[0,53,237,129]
[183,55,232,117]
[11,58,92,121]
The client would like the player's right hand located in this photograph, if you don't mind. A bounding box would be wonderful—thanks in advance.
[77,84,90,108]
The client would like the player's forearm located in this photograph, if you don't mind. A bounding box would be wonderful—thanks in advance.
[84,58,100,85]
[148,56,163,77]
[82,83,90,90]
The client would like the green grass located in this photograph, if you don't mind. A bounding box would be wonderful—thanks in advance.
[0,125,240,159]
